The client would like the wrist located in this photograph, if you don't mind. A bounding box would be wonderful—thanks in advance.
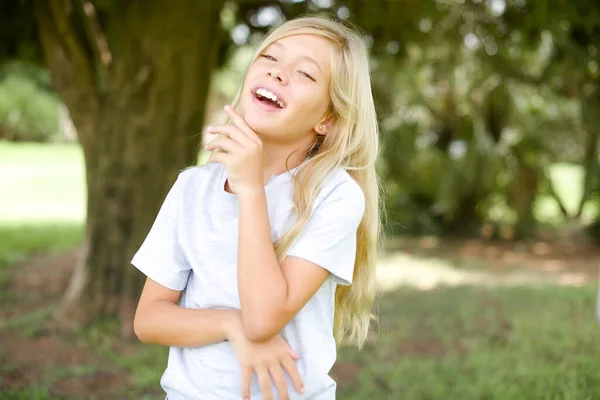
[223,310,243,342]
[236,184,264,200]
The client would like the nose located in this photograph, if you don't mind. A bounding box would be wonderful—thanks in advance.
[267,68,288,84]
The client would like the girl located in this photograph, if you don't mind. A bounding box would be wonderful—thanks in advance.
[131,15,381,400]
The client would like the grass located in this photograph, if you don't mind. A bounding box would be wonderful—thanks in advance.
[336,284,600,400]
[1,386,53,400]
[0,223,83,267]
[0,141,86,223]
[1,140,599,399]
[0,141,85,286]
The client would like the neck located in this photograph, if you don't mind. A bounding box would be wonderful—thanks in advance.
[259,137,313,184]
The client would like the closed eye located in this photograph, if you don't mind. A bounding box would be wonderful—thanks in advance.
[260,54,277,61]
[298,71,316,82]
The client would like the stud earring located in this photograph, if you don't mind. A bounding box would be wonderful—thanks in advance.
[319,125,324,130]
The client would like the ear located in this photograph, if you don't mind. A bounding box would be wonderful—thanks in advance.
[314,115,334,135]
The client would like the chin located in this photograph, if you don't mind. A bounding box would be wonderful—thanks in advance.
[248,120,282,139]
[239,104,281,136]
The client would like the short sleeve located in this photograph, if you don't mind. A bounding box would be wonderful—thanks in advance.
[131,172,191,291]
[285,177,365,286]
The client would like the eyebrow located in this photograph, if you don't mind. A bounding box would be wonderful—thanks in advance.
[269,42,323,72]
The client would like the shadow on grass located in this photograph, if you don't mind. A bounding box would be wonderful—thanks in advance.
[0,221,84,265]
[0,221,83,285]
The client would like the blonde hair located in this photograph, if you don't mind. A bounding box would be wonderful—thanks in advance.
[228,15,382,349]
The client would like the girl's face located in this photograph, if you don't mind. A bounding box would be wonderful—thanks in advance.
[239,34,333,143]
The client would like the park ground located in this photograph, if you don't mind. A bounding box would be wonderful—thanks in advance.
[1,142,599,400]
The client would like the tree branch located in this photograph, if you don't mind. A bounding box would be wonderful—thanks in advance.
[42,0,96,91]
[34,0,99,150]
[75,0,112,75]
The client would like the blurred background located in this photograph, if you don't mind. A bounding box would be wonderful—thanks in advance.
[0,0,599,399]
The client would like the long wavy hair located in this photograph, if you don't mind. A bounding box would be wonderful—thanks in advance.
[226,15,383,349]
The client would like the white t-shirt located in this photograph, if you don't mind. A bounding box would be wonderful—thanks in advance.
[131,161,365,400]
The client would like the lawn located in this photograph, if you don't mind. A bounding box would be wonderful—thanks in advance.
[1,140,599,399]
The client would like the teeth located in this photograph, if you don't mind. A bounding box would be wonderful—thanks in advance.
[256,88,284,108]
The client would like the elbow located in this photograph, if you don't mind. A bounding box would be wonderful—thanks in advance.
[133,309,152,343]
[242,315,279,342]
[244,325,276,342]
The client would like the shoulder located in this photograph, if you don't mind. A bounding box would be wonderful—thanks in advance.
[165,163,222,203]
[321,168,364,201]
[316,167,365,217]
[175,162,221,187]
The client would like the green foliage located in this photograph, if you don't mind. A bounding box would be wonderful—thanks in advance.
[235,0,594,234]
[2,0,599,233]
[0,0,41,63]
[358,0,600,235]
[0,63,64,142]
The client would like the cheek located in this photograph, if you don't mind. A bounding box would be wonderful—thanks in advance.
[294,88,330,121]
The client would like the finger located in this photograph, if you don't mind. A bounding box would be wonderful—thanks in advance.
[224,105,260,143]
[281,357,304,394]
[207,124,255,148]
[283,341,300,360]
[207,151,232,166]
[269,365,290,400]
[241,366,252,400]
[256,366,274,400]
[204,137,240,154]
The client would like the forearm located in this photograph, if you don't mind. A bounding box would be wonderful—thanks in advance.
[134,302,240,347]
[237,189,288,338]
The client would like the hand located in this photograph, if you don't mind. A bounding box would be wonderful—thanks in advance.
[225,312,304,400]
[205,105,263,196]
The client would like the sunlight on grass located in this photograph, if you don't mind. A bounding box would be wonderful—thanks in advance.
[376,252,589,292]
[0,141,86,223]
[0,141,213,224]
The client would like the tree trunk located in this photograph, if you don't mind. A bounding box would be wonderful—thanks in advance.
[34,0,225,336]
[509,160,539,237]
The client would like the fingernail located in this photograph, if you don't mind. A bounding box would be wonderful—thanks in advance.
[300,386,305,393]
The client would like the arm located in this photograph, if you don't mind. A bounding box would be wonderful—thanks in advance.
[135,277,306,399]
[133,277,240,347]
[237,189,330,342]
[206,106,363,343]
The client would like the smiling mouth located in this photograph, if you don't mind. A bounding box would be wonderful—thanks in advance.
[252,88,286,109]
